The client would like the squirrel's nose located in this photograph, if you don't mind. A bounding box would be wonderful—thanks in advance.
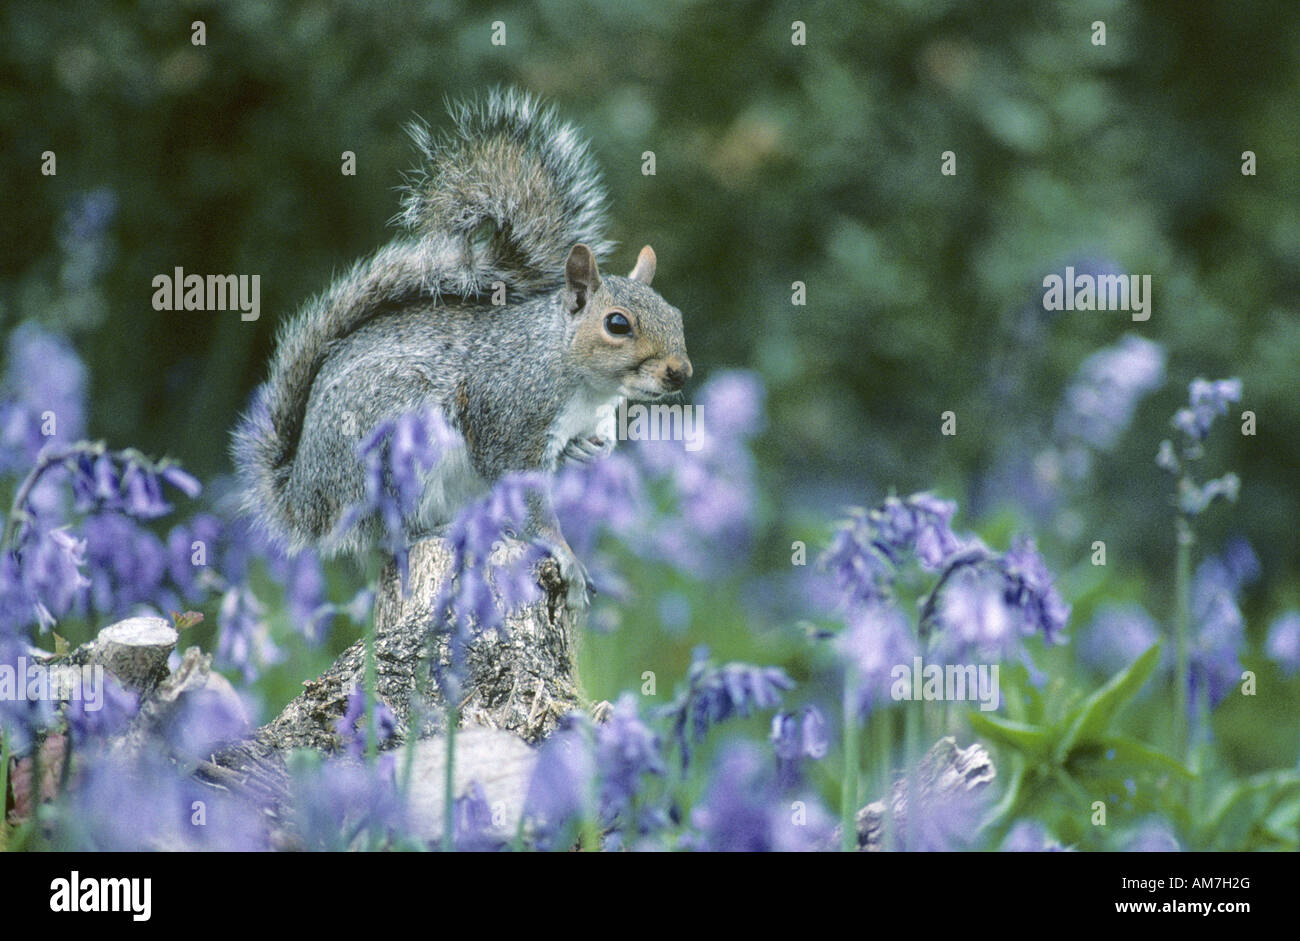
[664,357,692,390]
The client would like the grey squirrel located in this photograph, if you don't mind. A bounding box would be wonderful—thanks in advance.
[230,88,691,603]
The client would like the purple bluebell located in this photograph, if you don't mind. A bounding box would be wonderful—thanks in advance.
[837,602,918,714]
[771,705,829,786]
[595,693,666,820]
[0,324,87,473]
[65,674,139,743]
[288,755,406,850]
[1188,576,1244,714]
[80,512,167,617]
[453,782,503,851]
[1055,335,1166,450]
[162,685,253,761]
[523,717,596,847]
[997,535,1070,644]
[16,524,91,632]
[662,647,795,769]
[1001,820,1068,851]
[682,741,834,852]
[698,369,766,440]
[0,635,58,750]
[1266,612,1300,676]
[338,407,457,584]
[1077,603,1161,676]
[1125,818,1181,852]
[334,685,397,759]
[216,583,283,682]
[819,508,894,608]
[935,567,1017,660]
[1172,377,1242,442]
[553,451,645,557]
[67,749,267,850]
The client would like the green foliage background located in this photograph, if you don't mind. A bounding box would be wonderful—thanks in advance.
[3,0,1298,810]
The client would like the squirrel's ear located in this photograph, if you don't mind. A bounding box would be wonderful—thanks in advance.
[628,245,656,285]
[564,244,601,312]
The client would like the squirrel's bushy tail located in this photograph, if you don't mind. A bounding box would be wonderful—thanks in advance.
[233,87,611,551]
[399,86,615,293]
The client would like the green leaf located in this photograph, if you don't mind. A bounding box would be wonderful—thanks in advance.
[967,711,1052,759]
[1204,769,1300,838]
[1055,642,1161,761]
[1067,735,1192,782]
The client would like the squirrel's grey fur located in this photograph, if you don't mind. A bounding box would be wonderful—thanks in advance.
[231,88,690,596]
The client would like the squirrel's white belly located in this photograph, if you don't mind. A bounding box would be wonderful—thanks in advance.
[415,438,490,527]
[544,390,623,468]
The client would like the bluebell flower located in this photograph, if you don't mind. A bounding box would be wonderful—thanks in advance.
[595,693,666,821]
[820,508,894,608]
[158,465,202,500]
[682,741,833,852]
[63,450,199,520]
[662,647,794,769]
[1266,612,1300,676]
[623,371,764,577]
[1221,536,1261,590]
[162,685,253,761]
[1125,818,1181,851]
[67,749,267,850]
[553,452,646,559]
[698,369,766,439]
[334,685,397,759]
[17,524,91,632]
[1078,603,1161,676]
[1055,335,1166,450]
[771,705,829,786]
[216,584,282,682]
[1172,377,1242,442]
[997,536,1070,644]
[81,512,167,617]
[0,324,87,473]
[1188,575,1244,714]
[837,602,918,714]
[453,782,503,851]
[60,188,118,248]
[338,407,457,584]
[65,674,139,743]
[288,755,406,850]
[0,635,58,750]
[1001,820,1068,852]
[523,717,596,847]
[935,567,1017,660]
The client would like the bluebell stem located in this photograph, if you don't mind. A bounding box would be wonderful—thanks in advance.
[1157,376,1243,760]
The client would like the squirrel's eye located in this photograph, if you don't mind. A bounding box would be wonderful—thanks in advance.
[604,311,632,336]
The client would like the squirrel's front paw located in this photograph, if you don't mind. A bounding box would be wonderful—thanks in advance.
[560,434,614,466]
[552,540,595,611]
